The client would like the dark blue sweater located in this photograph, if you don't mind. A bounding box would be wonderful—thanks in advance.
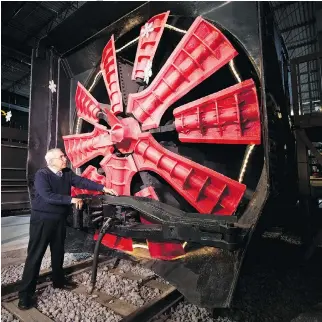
[31,167,104,221]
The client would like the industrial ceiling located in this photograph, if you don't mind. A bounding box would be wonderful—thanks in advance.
[1,1,85,98]
[1,1,320,106]
[271,1,321,113]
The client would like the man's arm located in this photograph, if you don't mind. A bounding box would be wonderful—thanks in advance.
[34,171,72,205]
[71,171,104,191]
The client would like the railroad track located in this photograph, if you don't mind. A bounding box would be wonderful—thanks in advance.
[1,257,105,301]
[1,256,183,322]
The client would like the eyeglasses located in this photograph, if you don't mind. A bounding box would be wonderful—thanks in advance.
[52,155,67,160]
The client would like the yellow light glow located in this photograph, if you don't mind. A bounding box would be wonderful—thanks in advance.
[165,24,187,34]
[238,144,255,183]
[89,70,103,93]
[229,60,242,83]
[116,36,140,54]
[132,243,149,249]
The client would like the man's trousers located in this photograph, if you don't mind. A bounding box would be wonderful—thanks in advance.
[18,218,66,300]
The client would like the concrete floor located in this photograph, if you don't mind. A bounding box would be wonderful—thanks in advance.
[1,214,97,264]
[0,214,95,270]
[1,215,30,253]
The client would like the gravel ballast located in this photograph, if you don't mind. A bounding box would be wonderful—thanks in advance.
[1,307,20,322]
[37,285,122,322]
[117,259,155,277]
[73,267,161,307]
[151,301,235,322]
[1,252,92,285]
[152,302,213,322]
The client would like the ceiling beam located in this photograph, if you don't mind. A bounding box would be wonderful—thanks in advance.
[272,1,297,11]
[4,72,31,92]
[1,101,29,113]
[299,81,321,86]
[1,3,83,98]
[30,2,82,48]
[298,90,320,95]
[1,44,31,60]
[280,19,316,33]
[2,56,31,67]
[2,63,29,73]
[7,22,44,41]
[38,3,58,14]
[1,43,32,71]
[2,2,26,27]
[288,39,317,50]
[299,69,318,75]
[1,36,32,57]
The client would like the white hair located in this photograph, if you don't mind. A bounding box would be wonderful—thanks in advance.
[45,148,62,165]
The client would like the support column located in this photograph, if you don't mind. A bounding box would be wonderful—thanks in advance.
[27,47,71,198]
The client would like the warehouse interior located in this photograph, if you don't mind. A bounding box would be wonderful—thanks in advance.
[1,2,322,321]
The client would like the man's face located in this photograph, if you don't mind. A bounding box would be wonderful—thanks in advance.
[50,150,68,170]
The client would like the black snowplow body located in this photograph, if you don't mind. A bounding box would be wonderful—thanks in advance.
[27,1,295,309]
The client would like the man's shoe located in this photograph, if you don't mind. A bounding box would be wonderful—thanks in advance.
[18,297,36,310]
[53,280,78,290]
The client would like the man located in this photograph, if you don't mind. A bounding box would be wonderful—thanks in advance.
[18,148,117,310]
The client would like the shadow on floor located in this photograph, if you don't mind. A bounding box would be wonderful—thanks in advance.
[220,236,322,322]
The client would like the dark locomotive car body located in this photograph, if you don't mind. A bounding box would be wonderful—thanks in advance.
[27,2,297,308]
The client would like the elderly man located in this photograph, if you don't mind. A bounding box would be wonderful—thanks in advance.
[18,148,117,310]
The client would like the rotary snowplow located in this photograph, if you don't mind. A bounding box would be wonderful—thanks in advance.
[33,3,296,309]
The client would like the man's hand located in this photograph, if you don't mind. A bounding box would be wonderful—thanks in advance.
[71,198,84,209]
[103,187,118,196]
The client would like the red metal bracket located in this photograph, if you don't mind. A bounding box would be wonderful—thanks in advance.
[75,82,100,125]
[135,187,185,260]
[100,154,138,196]
[63,124,114,168]
[71,165,105,197]
[133,133,245,215]
[173,79,261,144]
[131,11,170,81]
[100,35,123,115]
[127,16,238,130]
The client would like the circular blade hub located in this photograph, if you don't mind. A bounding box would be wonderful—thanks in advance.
[110,117,141,154]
